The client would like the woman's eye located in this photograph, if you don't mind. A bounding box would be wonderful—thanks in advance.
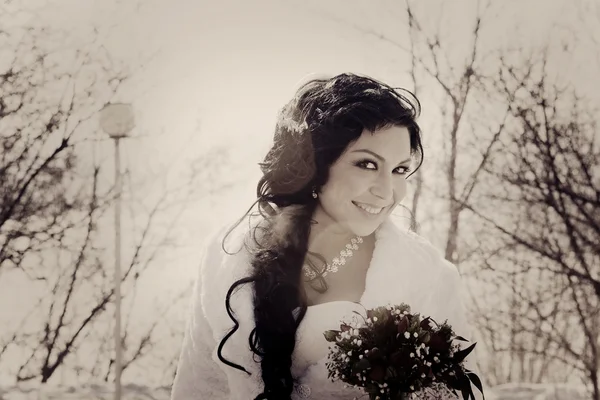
[356,160,411,175]
[356,160,377,170]
[394,166,412,175]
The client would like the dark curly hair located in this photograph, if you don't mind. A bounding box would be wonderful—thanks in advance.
[216,73,424,399]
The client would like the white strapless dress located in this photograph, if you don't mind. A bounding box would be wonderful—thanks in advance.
[291,301,369,399]
[171,218,479,400]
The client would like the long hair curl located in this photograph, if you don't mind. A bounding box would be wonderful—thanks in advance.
[216,73,424,399]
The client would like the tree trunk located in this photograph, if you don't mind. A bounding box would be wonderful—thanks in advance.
[410,169,423,231]
[590,368,599,400]
[444,112,460,265]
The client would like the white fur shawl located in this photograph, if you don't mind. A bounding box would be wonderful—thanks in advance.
[170,217,482,400]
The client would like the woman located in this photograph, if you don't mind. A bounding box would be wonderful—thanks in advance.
[171,73,482,399]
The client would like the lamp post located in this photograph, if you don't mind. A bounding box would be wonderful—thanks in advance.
[99,103,135,400]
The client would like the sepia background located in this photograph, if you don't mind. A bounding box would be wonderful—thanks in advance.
[0,0,598,398]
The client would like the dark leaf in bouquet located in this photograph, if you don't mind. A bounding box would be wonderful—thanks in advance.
[369,365,386,382]
[467,372,485,400]
[454,335,468,342]
[367,306,386,321]
[390,350,411,369]
[390,350,402,364]
[359,326,372,339]
[417,363,433,381]
[367,347,383,362]
[419,317,434,331]
[460,386,471,400]
[410,316,420,331]
[397,316,409,334]
[446,372,460,389]
[374,309,389,326]
[352,357,371,373]
[438,324,454,340]
[365,382,380,396]
[340,323,352,332]
[377,307,390,323]
[428,332,450,352]
[385,366,397,379]
[452,342,476,364]
[382,312,397,334]
[324,330,340,342]
[457,374,475,400]
[400,304,412,313]
[419,331,431,344]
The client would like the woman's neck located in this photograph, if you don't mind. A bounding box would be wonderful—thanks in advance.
[308,206,359,257]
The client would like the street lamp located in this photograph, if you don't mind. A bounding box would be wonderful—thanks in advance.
[99,102,135,400]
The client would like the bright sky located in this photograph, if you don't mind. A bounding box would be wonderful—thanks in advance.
[99,0,597,255]
[93,0,594,223]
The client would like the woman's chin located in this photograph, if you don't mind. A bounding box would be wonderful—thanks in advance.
[346,220,385,238]
[347,210,390,236]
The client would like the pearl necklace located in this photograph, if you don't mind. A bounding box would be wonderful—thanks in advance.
[303,236,364,280]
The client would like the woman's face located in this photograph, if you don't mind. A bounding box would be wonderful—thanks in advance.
[314,125,413,237]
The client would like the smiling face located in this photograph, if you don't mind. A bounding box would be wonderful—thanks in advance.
[313,125,413,237]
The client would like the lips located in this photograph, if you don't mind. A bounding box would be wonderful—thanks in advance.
[352,201,387,215]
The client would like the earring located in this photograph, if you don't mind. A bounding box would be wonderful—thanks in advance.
[312,188,318,199]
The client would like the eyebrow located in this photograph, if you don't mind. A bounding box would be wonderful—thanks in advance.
[351,149,412,164]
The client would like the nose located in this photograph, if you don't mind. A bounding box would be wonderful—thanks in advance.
[369,172,394,202]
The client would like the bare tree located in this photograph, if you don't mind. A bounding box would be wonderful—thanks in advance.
[2,142,230,386]
[304,1,598,394]
[0,5,125,381]
[467,51,600,398]
[468,245,586,385]
[0,1,193,385]
[401,0,518,267]
[0,0,130,376]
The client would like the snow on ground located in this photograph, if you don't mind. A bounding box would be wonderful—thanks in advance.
[0,382,591,400]
[491,382,589,400]
[0,383,170,400]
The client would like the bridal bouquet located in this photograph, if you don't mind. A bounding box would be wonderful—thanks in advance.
[324,304,485,400]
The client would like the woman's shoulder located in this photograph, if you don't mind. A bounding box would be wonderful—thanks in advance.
[198,214,264,298]
[198,217,260,353]
[379,218,460,277]
[201,213,263,258]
